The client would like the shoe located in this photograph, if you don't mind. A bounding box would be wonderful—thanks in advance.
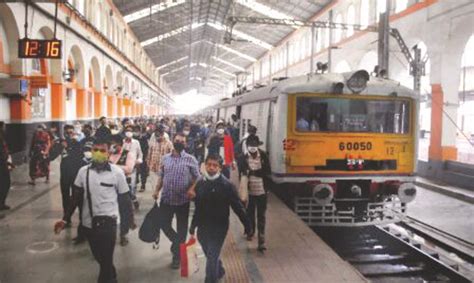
[171,258,180,269]
[28,181,35,185]
[120,236,129,246]
[139,187,145,192]
[246,235,253,241]
[133,200,140,210]
[72,237,86,245]
[257,244,267,253]
[0,205,11,211]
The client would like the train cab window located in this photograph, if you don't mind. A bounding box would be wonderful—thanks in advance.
[295,96,410,134]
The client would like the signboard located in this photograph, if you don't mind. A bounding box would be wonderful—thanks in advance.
[30,76,48,89]
[18,38,62,59]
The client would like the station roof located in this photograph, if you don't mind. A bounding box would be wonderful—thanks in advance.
[112,0,331,96]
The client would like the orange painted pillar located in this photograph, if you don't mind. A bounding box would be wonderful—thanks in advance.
[107,96,114,117]
[76,88,87,119]
[131,101,136,117]
[428,84,458,161]
[51,83,65,120]
[10,96,31,121]
[117,98,123,117]
[94,92,102,118]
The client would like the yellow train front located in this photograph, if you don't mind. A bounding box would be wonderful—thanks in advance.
[208,70,419,226]
[275,71,419,226]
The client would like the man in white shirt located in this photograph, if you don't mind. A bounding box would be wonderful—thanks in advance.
[55,138,135,283]
[122,125,143,210]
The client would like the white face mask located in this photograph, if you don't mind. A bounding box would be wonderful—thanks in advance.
[111,129,119,135]
[248,146,258,153]
[84,151,93,159]
[204,170,220,181]
[183,130,190,136]
[125,131,133,138]
[217,128,225,135]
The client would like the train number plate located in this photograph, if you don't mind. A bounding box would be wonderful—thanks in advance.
[339,142,373,151]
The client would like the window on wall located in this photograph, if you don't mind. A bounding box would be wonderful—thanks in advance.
[316,28,322,51]
[395,0,408,13]
[324,28,330,48]
[347,5,355,36]
[360,0,369,28]
[334,14,342,42]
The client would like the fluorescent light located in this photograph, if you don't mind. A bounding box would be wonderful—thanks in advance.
[157,56,188,70]
[212,56,246,71]
[216,43,257,62]
[211,65,236,77]
[141,23,204,47]
[124,0,186,23]
[207,22,273,50]
[235,0,298,28]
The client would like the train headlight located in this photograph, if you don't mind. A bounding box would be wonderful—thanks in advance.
[312,184,334,205]
[398,183,417,203]
[346,70,370,94]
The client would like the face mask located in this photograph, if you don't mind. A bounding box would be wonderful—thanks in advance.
[217,128,225,135]
[84,151,93,159]
[125,131,133,138]
[111,129,119,135]
[173,142,185,152]
[183,130,190,136]
[248,146,258,154]
[92,151,108,164]
[204,170,220,181]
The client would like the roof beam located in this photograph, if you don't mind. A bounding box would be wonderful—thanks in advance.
[141,23,205,47]
[207,22,273,50]
[212,56,246,71]
[124,0,186,23]
[235,0,298,29]
[156,56,189,70]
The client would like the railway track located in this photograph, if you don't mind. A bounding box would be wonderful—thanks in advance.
[314,225,472,282]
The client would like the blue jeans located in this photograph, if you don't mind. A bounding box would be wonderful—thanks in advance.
[197,226,227,283]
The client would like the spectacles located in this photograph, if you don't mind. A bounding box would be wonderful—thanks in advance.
[92,148,107,153]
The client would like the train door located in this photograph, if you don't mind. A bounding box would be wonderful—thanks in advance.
[266,100,276,153]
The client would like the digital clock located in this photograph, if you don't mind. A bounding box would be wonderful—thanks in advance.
[18,38,62,59]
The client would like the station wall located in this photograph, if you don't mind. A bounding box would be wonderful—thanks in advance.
[0,2,173,161]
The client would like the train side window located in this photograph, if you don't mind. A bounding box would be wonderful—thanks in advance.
[236,105,242,119]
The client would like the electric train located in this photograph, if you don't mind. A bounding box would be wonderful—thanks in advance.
[202,70,419,226]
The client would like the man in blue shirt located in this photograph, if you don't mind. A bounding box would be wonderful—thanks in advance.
[152,132,200,269]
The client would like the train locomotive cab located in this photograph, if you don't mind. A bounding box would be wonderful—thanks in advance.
[282,71,418,226]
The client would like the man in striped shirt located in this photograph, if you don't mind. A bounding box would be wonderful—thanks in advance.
[152,132,200,269]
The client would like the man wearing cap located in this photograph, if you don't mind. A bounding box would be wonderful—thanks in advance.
[207,121,236,179]
[238,135,271,253]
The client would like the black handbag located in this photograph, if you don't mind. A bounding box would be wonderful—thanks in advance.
[139,203,162,243]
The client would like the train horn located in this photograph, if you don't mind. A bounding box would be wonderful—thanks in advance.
[398,183,417,203]
[312,184,334,205]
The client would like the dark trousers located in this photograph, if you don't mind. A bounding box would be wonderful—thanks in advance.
[0,167,11,206]
[247,194,267,245]
[83,222,117,283]
[197,227,227,283]
[60,179,75,223]
[137,161,149,188]
[160,201,190,259]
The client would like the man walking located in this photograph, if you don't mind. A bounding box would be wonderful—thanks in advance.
[55,139,135,283]
[189,154,250,283]
[152,132,200,269]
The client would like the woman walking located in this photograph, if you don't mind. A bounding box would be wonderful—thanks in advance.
[29,124,52,185]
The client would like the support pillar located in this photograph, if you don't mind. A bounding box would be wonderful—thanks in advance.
[107,95,114,118]
[51,83,65,120]
[117,97,123,117]
[94,91,102,118]
[76,88,87,119]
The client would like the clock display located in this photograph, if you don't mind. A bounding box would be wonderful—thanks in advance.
[18,38,62,59]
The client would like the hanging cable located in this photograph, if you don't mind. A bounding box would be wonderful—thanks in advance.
[24,0,29,38]
[53,0,59,39]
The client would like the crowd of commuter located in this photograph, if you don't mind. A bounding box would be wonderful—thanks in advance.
[0,114,271,283]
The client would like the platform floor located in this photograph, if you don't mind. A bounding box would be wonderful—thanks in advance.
[0,162,365,283]
[409,185,474,244]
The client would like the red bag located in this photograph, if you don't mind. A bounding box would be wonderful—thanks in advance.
[180,237,199,277]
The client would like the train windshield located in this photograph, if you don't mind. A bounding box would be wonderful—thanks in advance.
[295,96,410,134]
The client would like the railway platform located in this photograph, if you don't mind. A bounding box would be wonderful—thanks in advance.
[0,161,366,283]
